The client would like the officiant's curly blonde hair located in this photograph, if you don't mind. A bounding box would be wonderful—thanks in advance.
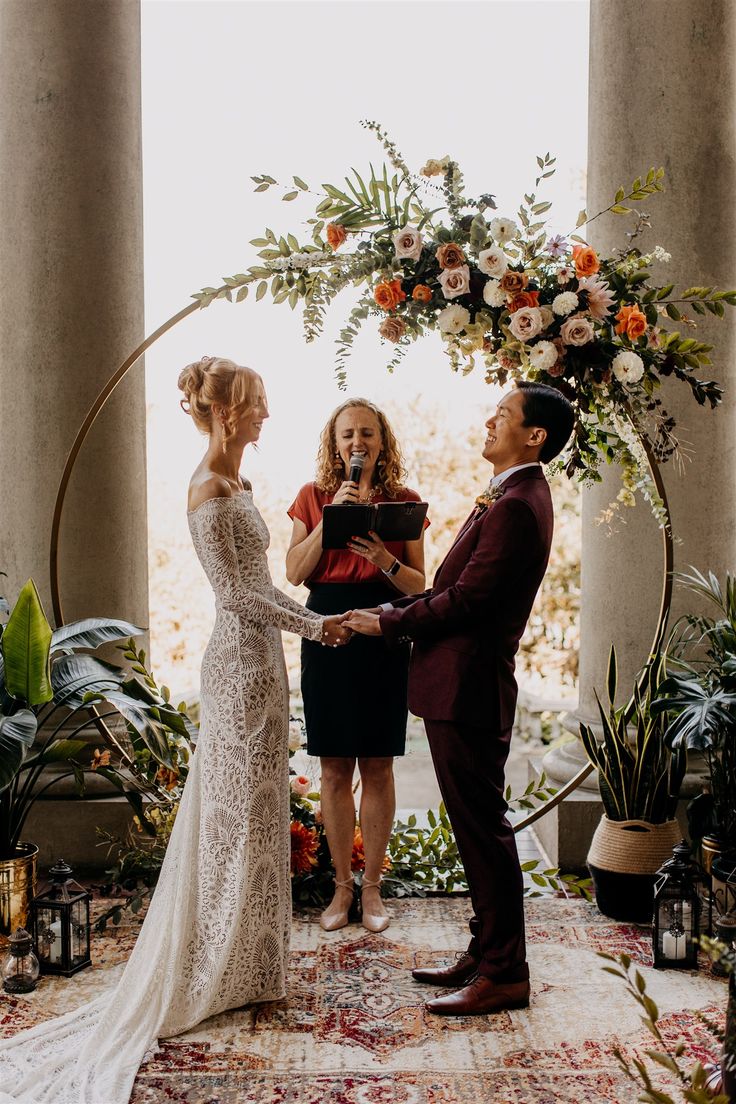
[315,398,407,497]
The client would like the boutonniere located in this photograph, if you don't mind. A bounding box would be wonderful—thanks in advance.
[474,482,505,515]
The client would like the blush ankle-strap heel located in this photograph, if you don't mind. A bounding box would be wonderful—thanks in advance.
[360,877,390,933]
[319,877,355,932]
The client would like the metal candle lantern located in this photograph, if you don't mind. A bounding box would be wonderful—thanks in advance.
[653,840,701,969]
[1,928,40,993]
[30,860,91,976]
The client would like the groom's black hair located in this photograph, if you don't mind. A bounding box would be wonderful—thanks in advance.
[515,381,575,463]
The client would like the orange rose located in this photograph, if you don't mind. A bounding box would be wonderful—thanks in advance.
[507,290,540,312]
[498,270,529,295]
[615,303,647,340]
[435,242,466,269]
[326,222,347,250]
[412,284,432,303]
[572,244,600,278]
[290,821,319,875]
[374,279,406,311]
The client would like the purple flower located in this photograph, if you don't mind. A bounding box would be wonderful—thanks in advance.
[546,235,569,258]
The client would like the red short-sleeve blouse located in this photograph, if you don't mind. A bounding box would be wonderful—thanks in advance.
[287,482,428,585]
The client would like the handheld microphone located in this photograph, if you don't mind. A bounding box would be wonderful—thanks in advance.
[348,452,365,485]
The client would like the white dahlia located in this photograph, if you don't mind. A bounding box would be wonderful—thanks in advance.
[552,291,579,316]
[612,350,645,384]
[529,341,558,371]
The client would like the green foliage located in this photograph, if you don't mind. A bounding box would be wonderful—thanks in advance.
[599,950,730,1104]
[94,767,591,929]
[653,569,736,850]
[186,127,732,525]
[0,576,195,858]
[2,580,53,705]
[580,647,686,823]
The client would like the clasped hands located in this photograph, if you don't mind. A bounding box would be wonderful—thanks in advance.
[320,607,383,647]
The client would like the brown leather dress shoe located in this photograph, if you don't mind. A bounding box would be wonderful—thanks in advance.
[411,951,479,987]
[425,975,530,1016]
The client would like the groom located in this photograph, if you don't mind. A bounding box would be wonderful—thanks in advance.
[346,381,574,1015]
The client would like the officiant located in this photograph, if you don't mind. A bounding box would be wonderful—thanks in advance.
[286,398,428,934]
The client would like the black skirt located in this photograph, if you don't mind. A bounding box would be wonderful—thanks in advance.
[302,581,410,758]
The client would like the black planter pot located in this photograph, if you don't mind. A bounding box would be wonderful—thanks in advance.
[588,863,657,923]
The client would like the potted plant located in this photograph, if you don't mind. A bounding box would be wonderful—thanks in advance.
[0,578,194,936]
[652,568,736,920]
[580,647,686,922]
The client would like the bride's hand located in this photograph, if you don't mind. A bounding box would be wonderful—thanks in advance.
[321,614,353,647]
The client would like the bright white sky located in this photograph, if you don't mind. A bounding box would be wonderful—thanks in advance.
[141,0,590,504]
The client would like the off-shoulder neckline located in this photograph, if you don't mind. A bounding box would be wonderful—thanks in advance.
[187,489,251,517]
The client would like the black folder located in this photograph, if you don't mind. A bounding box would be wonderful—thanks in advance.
[321,501,428,550]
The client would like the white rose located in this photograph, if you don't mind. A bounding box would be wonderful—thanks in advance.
[553,291,579,316]
[529,340,558,371]
[612,350,645,384]
[490,217,519,244]
[478,246,508,279]
[438,264,471,300]
[437,304,470,333]
[483,279,507,308]
[560,316,595,345]
[508,306,543,342]
[392,227,423,262]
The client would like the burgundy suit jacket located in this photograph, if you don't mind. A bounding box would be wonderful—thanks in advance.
[379,467,553,730]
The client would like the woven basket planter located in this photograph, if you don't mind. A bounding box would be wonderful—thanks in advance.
[587,816,681,923]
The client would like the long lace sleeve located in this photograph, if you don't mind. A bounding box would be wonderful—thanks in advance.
[272,586,321,620]
[190,498,324,642]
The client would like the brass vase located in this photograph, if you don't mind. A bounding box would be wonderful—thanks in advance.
[0,843,39,940]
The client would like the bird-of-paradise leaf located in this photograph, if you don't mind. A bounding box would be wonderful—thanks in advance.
[50,618,144,655]
[1,580,53,705]
[90,689,174,768]
[25,738,88,768]
[50,654,125,709]
[0,709,37,792]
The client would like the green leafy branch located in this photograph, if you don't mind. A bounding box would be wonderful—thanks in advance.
[573,166,665,238]
[599,951,729,1104]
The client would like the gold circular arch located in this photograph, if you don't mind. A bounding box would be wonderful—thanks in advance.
[48,297,674,833]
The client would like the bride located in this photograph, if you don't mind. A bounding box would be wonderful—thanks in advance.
[0,356,350,1103]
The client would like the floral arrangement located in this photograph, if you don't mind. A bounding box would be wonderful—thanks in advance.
[194,122,735,522]
[97,713,588,925]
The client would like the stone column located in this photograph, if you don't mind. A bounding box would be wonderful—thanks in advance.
[0,1,148,870]
[0,0,148,631]
[539,0,736,865]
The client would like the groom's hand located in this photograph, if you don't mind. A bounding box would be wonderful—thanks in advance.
[344,609,382,636]
[321,614,353,647]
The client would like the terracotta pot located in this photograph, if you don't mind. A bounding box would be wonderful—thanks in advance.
[0,843,39,940]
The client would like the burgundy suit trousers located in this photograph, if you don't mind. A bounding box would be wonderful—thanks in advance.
[424,719,528,983]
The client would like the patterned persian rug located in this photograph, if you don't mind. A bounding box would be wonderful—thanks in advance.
[0,895,727,1103]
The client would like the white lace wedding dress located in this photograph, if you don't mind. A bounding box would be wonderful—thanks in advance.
[0,488,324,1103]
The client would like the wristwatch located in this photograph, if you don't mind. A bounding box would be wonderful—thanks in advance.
[382,558,401,577]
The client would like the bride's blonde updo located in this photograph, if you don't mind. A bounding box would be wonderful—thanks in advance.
[178,356,261,447]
